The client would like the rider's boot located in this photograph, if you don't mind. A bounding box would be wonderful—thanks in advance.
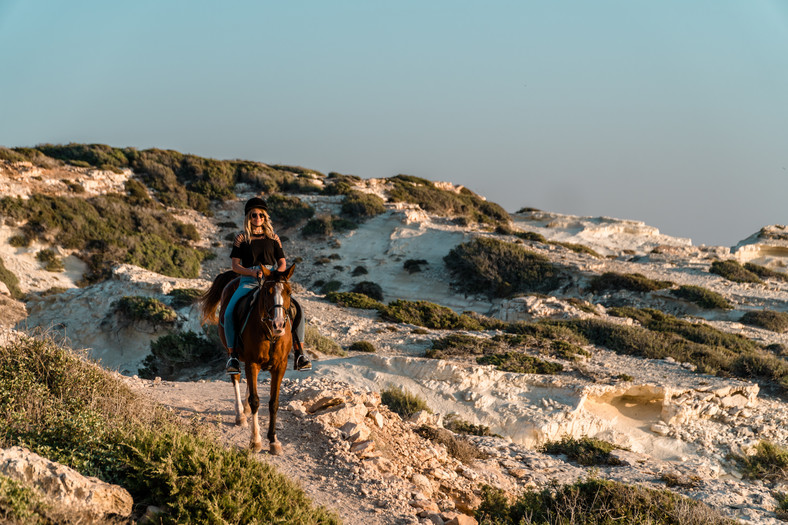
[293,340,312,371]
[226,349,241,375]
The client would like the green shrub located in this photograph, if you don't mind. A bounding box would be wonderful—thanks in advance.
[8,235,29,248]
[320,280,342,294]
[589,272,673,293]
[426,333,501,359]
[740,310,788,333]
[380,387,430,418]
[514,230,547,243]
[659,472,702,489]
[381,300,483,330]
[387,175,509,226]
[113,296,177,326]
[550,340,590,361]
[325,291,385,310]
[403,259,428,273]
[167,288,203,309]
[477,352,563,374]
[550,241,601,258]
[414,426,487,463]
[444,237,562,297]
[124,178,154,206]
[743,262,788,282]
[0,335,339,524]
[443,413,496,437]
[139,331,221,380]
[710,260,763,284]
[0,257,23,300]
[671,284,732,309]
[541,436,628,466]
[350,281,383,301]
[728,441,788,481]
[0,474,54,523]
[340,191,386,219]
[268,194,315,223]
[304,325,345,356]
[475,478,735,525]
[348,341,376,353]
[351,265,368,276]
[302,215,357,237]
[35,249,64,272]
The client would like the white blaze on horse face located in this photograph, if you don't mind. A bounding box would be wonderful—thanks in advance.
[271,282,285,335]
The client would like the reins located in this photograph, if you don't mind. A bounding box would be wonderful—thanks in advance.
[255,275,292,346]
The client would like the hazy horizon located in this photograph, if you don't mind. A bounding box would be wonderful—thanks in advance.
[2,1,786,247]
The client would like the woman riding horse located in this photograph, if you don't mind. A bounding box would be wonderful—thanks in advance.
[224,197,311,373]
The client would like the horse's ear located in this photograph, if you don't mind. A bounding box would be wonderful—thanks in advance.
[261,266,272,278]
[283,264,295,280]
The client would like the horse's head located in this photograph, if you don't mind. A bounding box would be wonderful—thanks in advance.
[259,265,296,337]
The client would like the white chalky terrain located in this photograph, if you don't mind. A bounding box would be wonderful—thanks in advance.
[1,160,787,524]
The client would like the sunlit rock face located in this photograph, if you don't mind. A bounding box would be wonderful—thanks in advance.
[733,225,788,273]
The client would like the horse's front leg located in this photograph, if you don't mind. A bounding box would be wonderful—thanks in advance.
[246,362,264,453]
[267,360,287,455]
[231,374,247,427]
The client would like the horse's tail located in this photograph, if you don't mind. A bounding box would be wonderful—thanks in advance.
[199,270,237,325]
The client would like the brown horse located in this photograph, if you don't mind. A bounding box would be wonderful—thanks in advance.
[199,265,295,454]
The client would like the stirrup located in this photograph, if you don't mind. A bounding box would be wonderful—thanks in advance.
[294,353,312,371]
[226,357,241,375]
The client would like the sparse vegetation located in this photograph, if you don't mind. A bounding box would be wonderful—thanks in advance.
[302,215,357,237]
[426,333,501,359]
[350,281,383,301]
[0,257,23,300]
[443,413,496,437]
[138,330,221,380]
[475,479,735,525]
[589,272,673,294]
[305,325,345,356]
[36,248,64,272]
[710,260,763,284]
[514,230,547,243]
[0,334,339,524]
[8,235,29,248]
[744,262,788,282]
[414,426,488,463]
[380,386,431,418]
[550,241,602,258]
[340,191,386,219]
[112,296,177,326]
[728,440,788,481]
[348,341,376,353]
[351,265,368,276]
[325,291,385,311]
[319,280,342,294]
[167,288,203,309]
[660,472,702,489]
[477,352,563,374]
[267,194,315,223]
[740,310,788,333]
[381,300,483,330]
[541,436,628,466]
[444,237,562,297]
[671,284,732,309]
[403,258,428,273]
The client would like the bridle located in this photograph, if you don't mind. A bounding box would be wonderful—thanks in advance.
[256,276,291,344]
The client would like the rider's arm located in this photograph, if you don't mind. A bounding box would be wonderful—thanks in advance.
[232,258,263,279]
[276,258,286,272]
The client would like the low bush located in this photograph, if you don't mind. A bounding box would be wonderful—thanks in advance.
[340,191,386,219]
[728,441,788,481]
[710,260,763,284]
[319,280,342,294]
[514,230,547,243]
[414,426,487,463]
[0,335,339,524]
[267,194,315,223]
[0,257,23,300]
[541,436,628,466]
[8,235,29,248]
[589,272,673,293]
[351,265,368,276]
[671,284,732,309]
[167,288,203,309]
[380,387,430,418]
[348,341,375,353]
[325,291,385,310]
[403,259,428,273]
[138,330,221,380]
[387,175,509,226]
[550,241,602,258]
[426,333,501,359]
[302,215,357,237]
[477,352,563,374]
[381,300,483,330]
[350,281,383,301]
[550,340,591,361]
[113,296,177,326]
[36,248,64,272]
[305,325,345,356]
[443,414,496,437]
[743,262,788,282]
[660,472,702,489]
[777,492,788,520]
[740,310,788,333]
[475,478,735,525]
[444,237,562,297]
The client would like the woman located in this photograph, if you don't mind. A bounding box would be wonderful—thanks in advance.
[224,197,311,373]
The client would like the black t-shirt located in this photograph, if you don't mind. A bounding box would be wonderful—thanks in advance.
[230,234,285,268]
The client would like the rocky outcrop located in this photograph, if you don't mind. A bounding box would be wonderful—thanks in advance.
[0,446,133,519]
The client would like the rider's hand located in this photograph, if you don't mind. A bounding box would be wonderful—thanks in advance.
[255,270,263,279]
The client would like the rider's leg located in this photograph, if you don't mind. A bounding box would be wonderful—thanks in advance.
[291,297,311,370]
[224,276,257,374]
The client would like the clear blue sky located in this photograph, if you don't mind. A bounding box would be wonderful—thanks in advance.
[2,1,787,246]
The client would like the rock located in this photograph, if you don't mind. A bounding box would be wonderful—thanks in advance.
[315,402,368,428]
[0,446,133,518]
[445,515,478,525]
[410,499,441,513]
[410,410,437,426]
[650,423,670,436]
[720,394,749,409]
[368,409,385,428]
[411,473,434,496]
[508,468,529,479]
[340,421,371,442]
[309,395,345,413]
[421,512,444,524]
[441,485,482,513]
[350,440,375,454]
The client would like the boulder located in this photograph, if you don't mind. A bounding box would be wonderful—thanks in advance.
[315,402,368,427]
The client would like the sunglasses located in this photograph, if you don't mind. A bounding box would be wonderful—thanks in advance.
[250,213,265,219]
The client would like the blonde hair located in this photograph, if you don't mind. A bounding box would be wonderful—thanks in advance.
[243,208,275,242]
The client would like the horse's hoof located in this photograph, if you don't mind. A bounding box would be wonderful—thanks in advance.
[235,416,247,427]
[269,442,283,455]
[250,441,264,453]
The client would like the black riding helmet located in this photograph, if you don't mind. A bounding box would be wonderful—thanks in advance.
[244,197,268,215]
